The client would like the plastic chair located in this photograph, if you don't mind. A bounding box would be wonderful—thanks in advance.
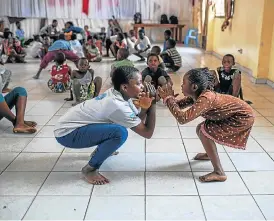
[184,28,199,47]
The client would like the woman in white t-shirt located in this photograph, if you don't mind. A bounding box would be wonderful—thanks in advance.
[54,66,156,185]
[133,29,151,61]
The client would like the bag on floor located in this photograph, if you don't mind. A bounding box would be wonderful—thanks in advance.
[134,13,142,24]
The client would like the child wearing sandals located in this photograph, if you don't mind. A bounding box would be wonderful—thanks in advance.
[55,66,156,185]
[65,57,102,106]
[158,68,255,182]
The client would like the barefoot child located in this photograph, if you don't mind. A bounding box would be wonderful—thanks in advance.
[47,52,72,93]
[65,57,102,106]
[83,36,102,62]
[55,66,156,185]
[158,68,255,182]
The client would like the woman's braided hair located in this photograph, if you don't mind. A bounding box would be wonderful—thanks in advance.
[186,67,215,97]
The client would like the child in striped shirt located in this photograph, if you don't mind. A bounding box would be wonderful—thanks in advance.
[161,39,182,72]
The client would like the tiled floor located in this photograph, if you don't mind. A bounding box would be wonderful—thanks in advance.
[1,46,274,220]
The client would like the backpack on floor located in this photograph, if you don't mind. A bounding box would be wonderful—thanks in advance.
[134,13,142,24]
[170,15,178,24]
[160,14,169,24]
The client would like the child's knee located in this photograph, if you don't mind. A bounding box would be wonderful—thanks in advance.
[94,76,102,85]
[13,87,27,97]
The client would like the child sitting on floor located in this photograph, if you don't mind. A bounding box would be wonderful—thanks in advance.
[93,35,103,55]
[111,32,127,59]
[0,59,12,93]
[133,29,151,61]
[47,52,72,93]
[158,67,255,183]
[65,57,102,106]
[163,29,172,52]
[83,36,102,62]
[161,39,181,72]
[8,38,26,63]
[151,46,165,69]
[110,48,134,77]
[142,53,172,89]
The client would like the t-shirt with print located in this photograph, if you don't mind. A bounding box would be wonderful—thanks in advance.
[54,88,141,137]
[165,47,182,67]
[217,67,241,94]
[135,36,151,50]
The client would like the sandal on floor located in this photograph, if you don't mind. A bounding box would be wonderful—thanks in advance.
[199,172,227,182]
[13,127,37,134]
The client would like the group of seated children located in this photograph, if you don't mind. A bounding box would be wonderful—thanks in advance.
[47,52,102,106]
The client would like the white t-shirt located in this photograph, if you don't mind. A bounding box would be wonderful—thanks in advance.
[135,36,151,50]
[29,41,43,58]
[54,88,141,137]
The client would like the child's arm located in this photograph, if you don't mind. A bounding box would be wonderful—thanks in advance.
[164,94,211,125]
[175,96,194,109]
[232,70,241,97]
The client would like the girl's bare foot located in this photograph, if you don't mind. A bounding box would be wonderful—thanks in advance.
[81,164,109,185]
[199,172,227,182]
[24,121,37,127]
[193,153,210,160]
[13,124,37,134]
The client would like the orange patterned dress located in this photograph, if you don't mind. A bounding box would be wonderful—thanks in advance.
[166,90,255,149]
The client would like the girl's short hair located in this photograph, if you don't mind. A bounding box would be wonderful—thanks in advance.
[147,53,160,62]
[186,68,215,96]
[111,66,140,91]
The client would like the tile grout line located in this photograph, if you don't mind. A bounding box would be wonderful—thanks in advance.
[144,138,147,221]
[21,149,64,220]
[224,147,267,220]
[177,120,208,221]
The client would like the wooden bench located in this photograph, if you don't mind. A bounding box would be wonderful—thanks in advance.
[133,23,185,43]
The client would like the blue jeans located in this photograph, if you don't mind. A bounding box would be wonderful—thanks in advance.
[56,124,128,169]
[0,87,27,121]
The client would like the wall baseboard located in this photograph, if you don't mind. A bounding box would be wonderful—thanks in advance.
[208,51,274,89]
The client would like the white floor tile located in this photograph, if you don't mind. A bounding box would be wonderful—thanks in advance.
[146,172,197,195]
[146,196,205,220]
[254,138,274,152]
[36,125,55,138]
[0,196,34,220]
[152,127,181,139]
[46,115,61,126]
[253,116,274,127]
[85,196,145,220]
[55,107,70,116]
[24,115,52,126]
[99,153,145,172]
[184,139,225,153]
[0,172,48,195]
[240,171,274,194]
[93,172,144,196]
[119,138,145,153]
[0,138,33,152]
[228,152,274,171]
[1,125,43,138]
[23,138,64,153]
[38,172,92,196]
[24,196,89,220]
[180,127,198,138]
[224,137,263,152]
[146,153,191,171]
[155,116,178,127]
[53,153,91,171]
[146,138,185,153]
[6,153,60,172]
[201,196,264,220]
[253,195,274,220]
[0,153,18,172]
[251,127,274,139]
[194,172,249,195]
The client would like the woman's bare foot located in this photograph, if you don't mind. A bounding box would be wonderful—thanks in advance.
[24,121,37,128]
[81,164,109,185]
[193,153,210,160]
[199,172,227,182]
[13,124,37,134]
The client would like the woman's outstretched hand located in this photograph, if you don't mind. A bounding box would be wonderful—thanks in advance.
[133,82,156,109]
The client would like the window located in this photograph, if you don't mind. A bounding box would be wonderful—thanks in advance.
[215,0,225,17]
[214,0,235,18]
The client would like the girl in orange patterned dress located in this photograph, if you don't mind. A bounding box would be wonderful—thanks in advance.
[158,68,255,182]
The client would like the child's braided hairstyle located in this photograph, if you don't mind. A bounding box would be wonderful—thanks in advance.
[186,67,215,97]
